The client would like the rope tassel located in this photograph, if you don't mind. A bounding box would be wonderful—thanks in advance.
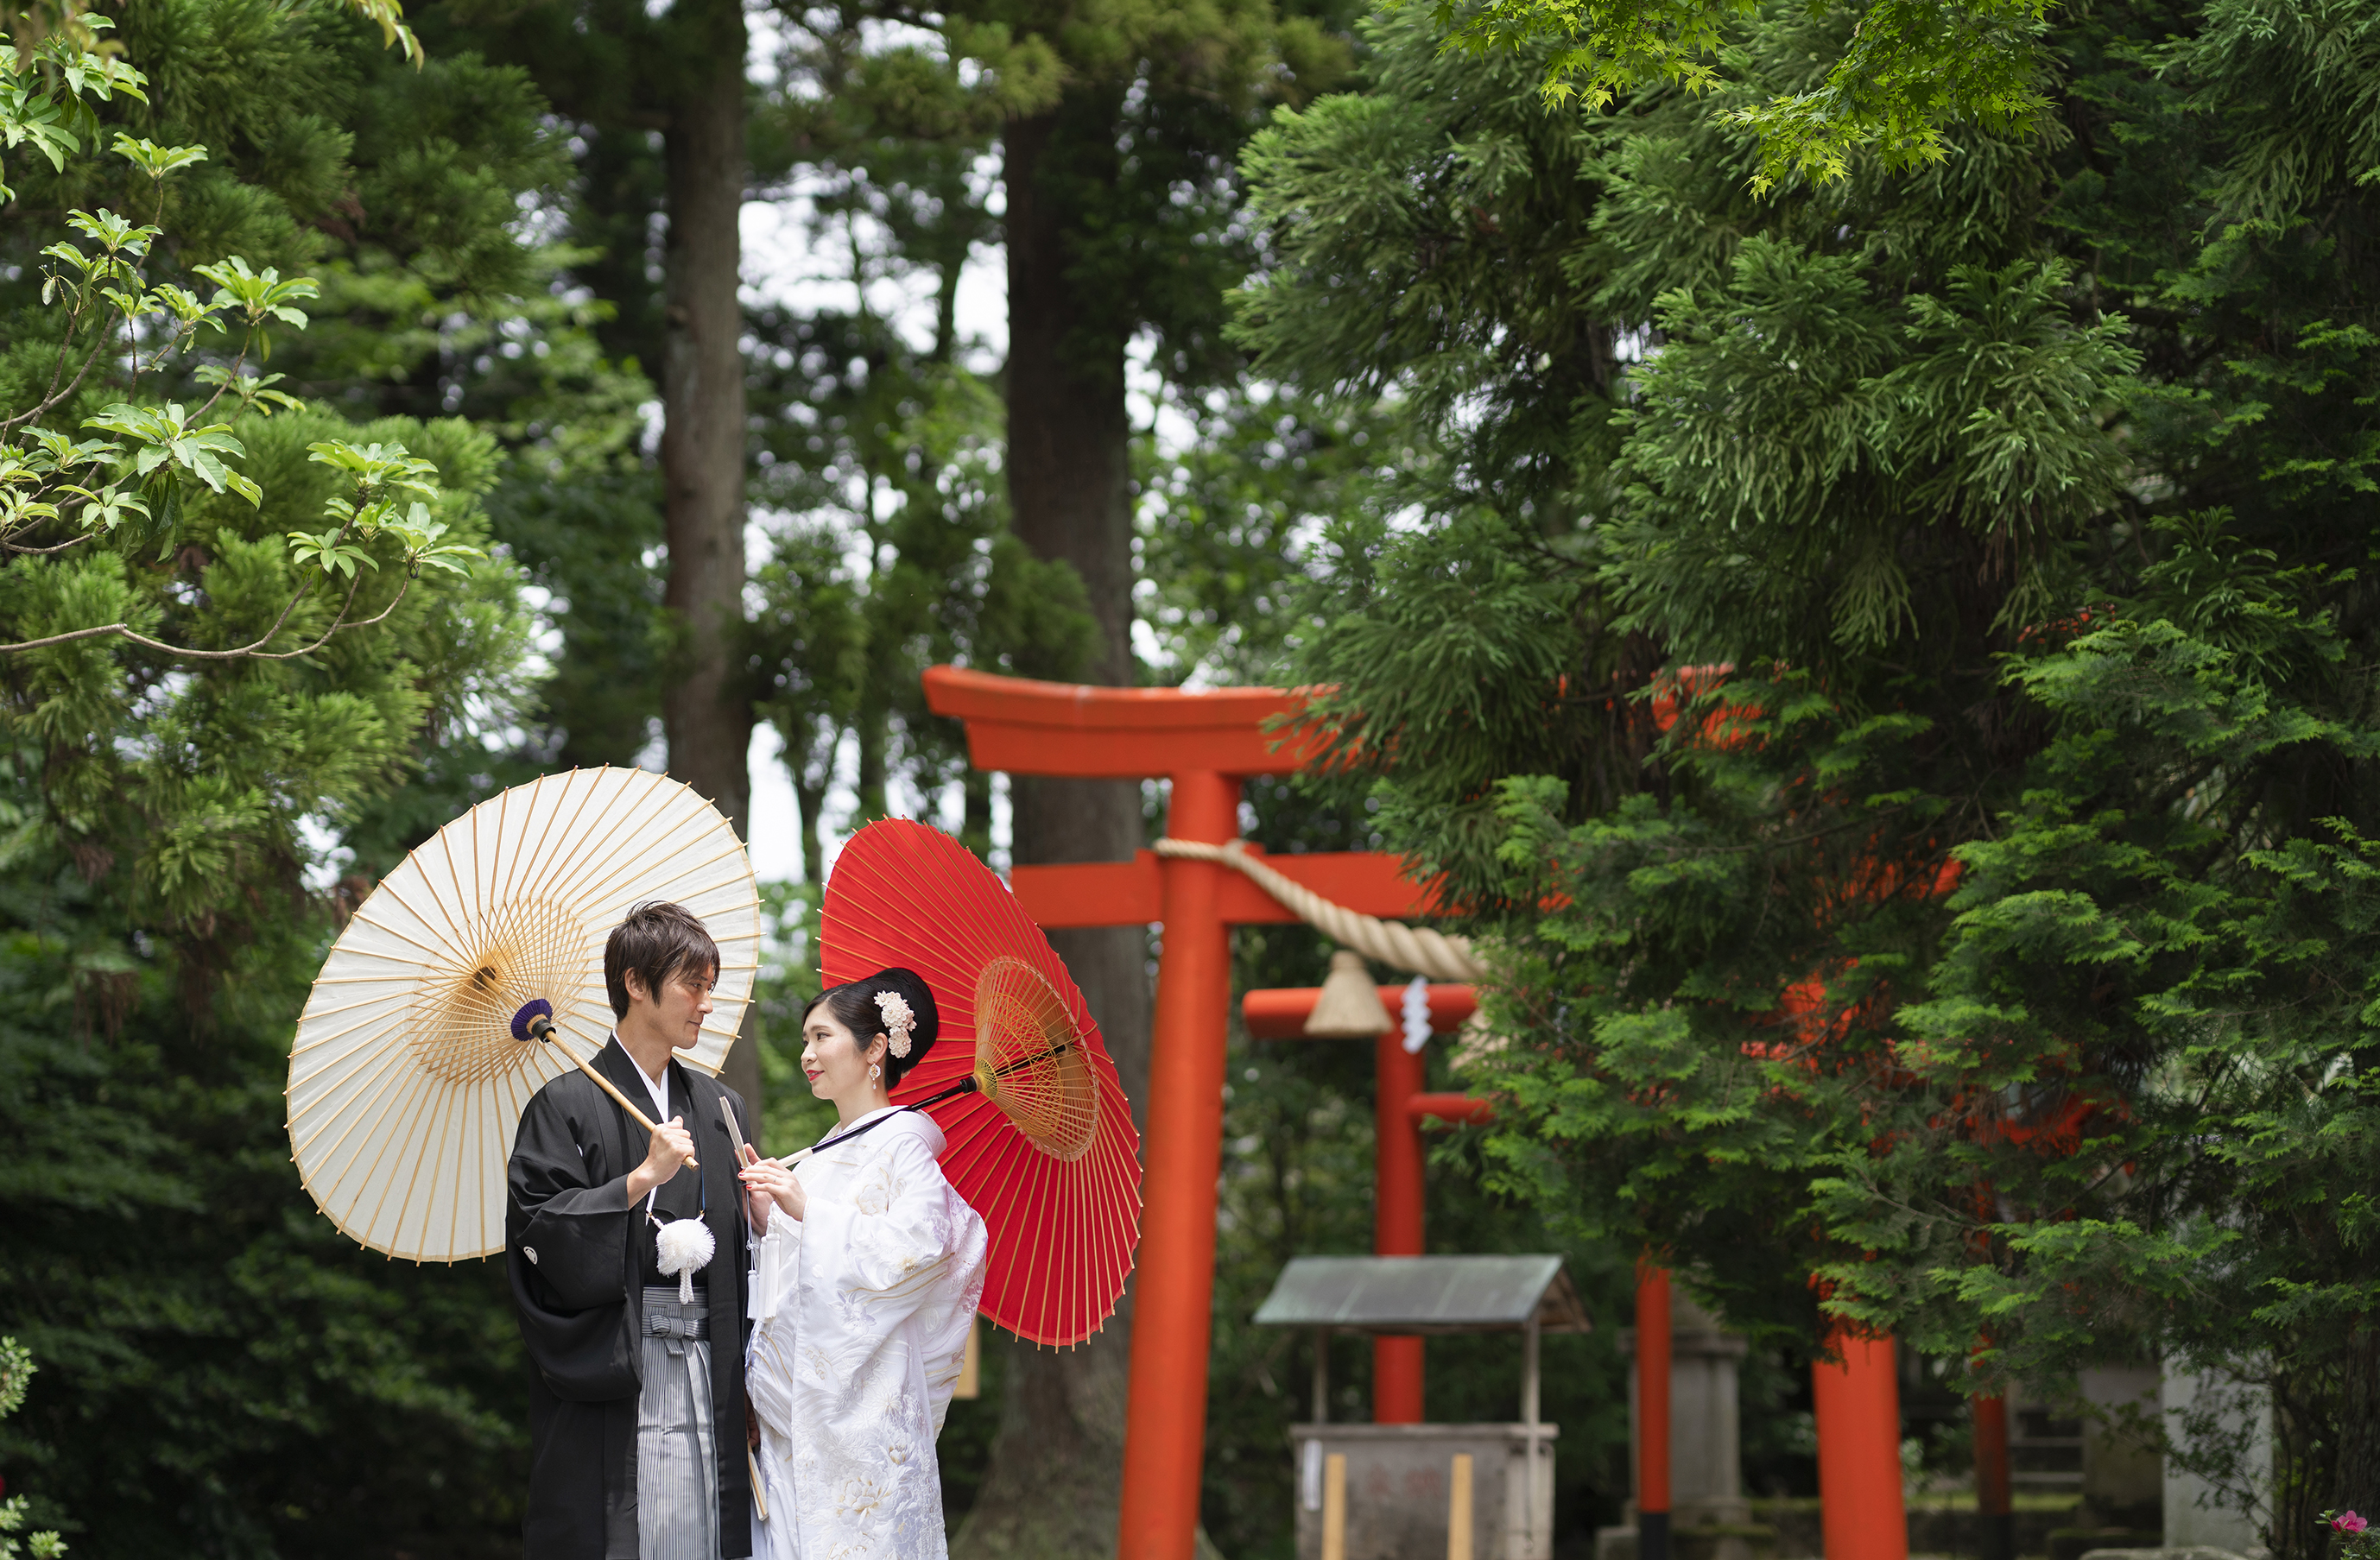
[655,1216,714,1304]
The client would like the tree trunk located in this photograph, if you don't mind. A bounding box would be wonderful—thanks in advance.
[950,98,1153,1560]
[856,683,889,823]
[797,771,830,892]
[2338,1319,2380,1533]
[960,768,993,859]
[658,0,758,1115]
[998,105,1135,688]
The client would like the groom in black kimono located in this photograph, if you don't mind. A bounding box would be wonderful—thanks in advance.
[506,900,755,1560]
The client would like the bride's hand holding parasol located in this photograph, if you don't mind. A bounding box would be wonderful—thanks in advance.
[738,1156,802,1228]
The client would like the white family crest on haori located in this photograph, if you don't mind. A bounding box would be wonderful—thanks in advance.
[284,766,760,1263]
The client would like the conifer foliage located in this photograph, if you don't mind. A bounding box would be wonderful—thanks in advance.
[1246,0,2380,1541]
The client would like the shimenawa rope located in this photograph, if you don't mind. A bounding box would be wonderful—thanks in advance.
[1149,838,1485,982]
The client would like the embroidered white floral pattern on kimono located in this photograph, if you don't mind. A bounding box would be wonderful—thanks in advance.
[746,1108,988,1560]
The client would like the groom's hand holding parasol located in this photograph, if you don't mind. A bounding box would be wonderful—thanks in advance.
[630,1116,700,1190]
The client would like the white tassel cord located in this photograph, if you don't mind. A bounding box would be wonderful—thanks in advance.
[1401,975,1433,1055]
[655,1216,715,1304]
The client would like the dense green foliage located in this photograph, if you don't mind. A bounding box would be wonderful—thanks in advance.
[1244,0,2380,1544]
[1431,0,2054,188]
[0,1340,63,1558]
[0,3,606,1553]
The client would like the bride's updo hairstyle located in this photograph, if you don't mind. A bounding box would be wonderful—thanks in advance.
[802,967,940,1089]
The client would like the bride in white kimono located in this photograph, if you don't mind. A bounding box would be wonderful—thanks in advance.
[737,966,989,1560]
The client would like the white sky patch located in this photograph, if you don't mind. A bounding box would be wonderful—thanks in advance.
[518,579,564,672]
[739,161,1008,373]
[747,722,806,882]
[299,813,354,893]
[747,721,1011,887]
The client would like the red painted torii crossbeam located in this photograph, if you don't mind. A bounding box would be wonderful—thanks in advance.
[1012,849,1434,928]
[929,665,1330,777]
[925,665,1452,1560]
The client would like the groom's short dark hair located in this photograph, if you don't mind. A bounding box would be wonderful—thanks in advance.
[605,901,721,1018]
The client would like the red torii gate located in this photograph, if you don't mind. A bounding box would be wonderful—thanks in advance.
[924,664,1438,1554]
[921,664,1910,1560]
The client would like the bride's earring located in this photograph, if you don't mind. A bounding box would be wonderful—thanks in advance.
[868,1063,882,1083]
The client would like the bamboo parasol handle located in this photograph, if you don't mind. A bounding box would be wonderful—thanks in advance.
[511,1003,659,1135]
[556,1030,660,1136]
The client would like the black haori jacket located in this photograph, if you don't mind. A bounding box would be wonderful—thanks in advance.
[506,1039,753,1560]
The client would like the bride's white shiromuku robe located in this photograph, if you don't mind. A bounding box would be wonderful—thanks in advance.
[746,1106,988,1560]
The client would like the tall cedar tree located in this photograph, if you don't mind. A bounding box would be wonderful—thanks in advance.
[945,3,1361,1544]
[431,0,763,1110]
[743,16,1098,881]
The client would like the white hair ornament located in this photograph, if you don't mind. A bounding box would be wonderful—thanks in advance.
[875,989,917,1059]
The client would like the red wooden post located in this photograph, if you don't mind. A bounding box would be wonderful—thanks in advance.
[1373,1029,1428,1422]
[1812,1327,1907,1560]
[1636,1264,1673,1560]
[1118,768,1241,1560]
[1973,1393,2013,1560]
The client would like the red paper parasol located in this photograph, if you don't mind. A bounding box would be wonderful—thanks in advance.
[820,819,1143,1347]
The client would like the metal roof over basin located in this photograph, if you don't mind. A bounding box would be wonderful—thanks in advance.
[1252,1254,1592,1336]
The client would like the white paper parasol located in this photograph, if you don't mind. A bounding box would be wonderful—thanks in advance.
[285,766,760,1263]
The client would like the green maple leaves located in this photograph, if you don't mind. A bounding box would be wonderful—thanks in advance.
[301,443,482,581]
[2,20,482,630]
